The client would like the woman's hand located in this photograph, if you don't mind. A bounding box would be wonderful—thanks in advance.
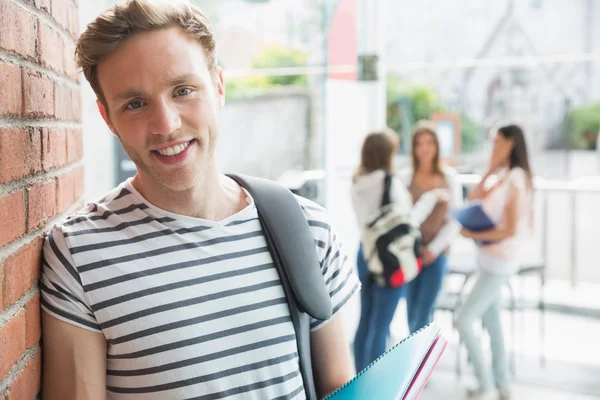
[421,248,437,266]
[460,228,475,239]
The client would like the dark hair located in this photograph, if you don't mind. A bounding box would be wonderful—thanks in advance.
[411,120,443,175]
[498,124,533,189]
[353,129,399,181]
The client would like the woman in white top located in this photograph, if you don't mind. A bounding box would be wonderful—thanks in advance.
[455,125,534,400]
[399,120,463,335]
[350,129,445,373]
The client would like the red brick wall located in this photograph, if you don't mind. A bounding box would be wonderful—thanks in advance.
[0,0,83,398]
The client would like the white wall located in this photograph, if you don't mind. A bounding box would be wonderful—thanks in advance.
[216,89,310,180]
[80,0,116,202]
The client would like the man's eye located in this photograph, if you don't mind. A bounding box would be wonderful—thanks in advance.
[126,100,144,109]
[176,88,192,96]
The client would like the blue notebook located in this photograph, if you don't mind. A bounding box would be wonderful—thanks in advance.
[453,201,495,232]
[452,202,495,246]
[324,322,447,400]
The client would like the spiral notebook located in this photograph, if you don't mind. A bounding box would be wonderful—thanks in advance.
[324,322,447,400]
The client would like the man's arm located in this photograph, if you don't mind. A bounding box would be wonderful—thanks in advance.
[42,312,107,400]
[310,313,354,398]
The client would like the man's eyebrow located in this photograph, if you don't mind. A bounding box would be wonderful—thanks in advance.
[168,74,198,87]
[113,89,143,102]
[112,75,200,102]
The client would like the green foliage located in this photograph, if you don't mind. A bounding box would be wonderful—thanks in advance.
[252,45,308,86]
[567,103,600,150]
[385,73,482,153]
[460,114,482,152]
[225,46,308,100]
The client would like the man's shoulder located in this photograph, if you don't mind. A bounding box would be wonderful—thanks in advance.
[292,195,335,248]
[293,195,330,224]
[49,184,139,236]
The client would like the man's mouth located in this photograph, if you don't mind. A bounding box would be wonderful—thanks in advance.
[156,141,191,156]
[153,139,195,157]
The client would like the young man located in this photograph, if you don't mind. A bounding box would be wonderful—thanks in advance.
[40,1,359,398]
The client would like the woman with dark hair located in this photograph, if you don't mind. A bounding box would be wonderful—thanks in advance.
[350,129,446,372]
[400,120,463,334]
[455,124,534,400]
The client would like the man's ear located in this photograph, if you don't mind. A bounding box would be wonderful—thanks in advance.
[216,67,225,108]
[97,100,117,136]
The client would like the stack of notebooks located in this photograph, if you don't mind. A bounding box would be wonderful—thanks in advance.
[324,322,447,400]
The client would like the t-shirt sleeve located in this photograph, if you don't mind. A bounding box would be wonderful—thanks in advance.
[40,224,102,332]
[294,196,361,331]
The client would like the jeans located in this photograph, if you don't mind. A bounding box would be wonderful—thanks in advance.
[454,260,512,390]
[405,253,447,334]
[353,245,406,373]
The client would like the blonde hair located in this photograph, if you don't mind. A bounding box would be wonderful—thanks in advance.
[75,0,217,108]
[353,128,400,181]
[411,119,443,176]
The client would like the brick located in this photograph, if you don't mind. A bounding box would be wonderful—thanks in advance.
[0,2,37,59]
[6,351,41,400]
[0,128,43,184]
[54,84,72,121]
[22,70,54,117]
[64,43,78,81]
[0,191,26,248]
[25,293,41,349]
[66,129,83,163]
[41,128,67,171]
[0,62,23,116]
[27,181,57,231]
[73,166,84,200]
[71,88,81,121]
[51,0,69,30]
[0,311,26,379]
[68,2,78,37]
[0,267,3,311]
[38,21,63,73]
[3,237,43,308]
[56,171,75,213]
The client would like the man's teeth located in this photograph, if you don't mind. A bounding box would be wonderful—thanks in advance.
[157,141,190,156]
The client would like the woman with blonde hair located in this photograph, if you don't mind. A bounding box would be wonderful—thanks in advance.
[399,120,463,334]
[351,128,445,372]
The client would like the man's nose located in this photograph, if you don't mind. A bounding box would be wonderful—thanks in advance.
[150,100,182,136]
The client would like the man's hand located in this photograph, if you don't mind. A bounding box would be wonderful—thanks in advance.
[42,312,107,400]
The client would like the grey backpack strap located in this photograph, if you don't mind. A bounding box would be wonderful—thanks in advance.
[228,174,332,400]
[228,174,332,319]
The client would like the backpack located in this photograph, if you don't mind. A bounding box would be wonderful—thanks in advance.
[228,174,332,400]
[361,173,424,287]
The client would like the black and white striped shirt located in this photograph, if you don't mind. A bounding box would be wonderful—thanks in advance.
[40,179,359,399]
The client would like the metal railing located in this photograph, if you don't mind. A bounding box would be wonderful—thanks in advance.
[457,174,600,287]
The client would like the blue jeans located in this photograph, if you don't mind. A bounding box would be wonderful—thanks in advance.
[353,245,406,373]
[454,254,514,390]
[405,253,448,334]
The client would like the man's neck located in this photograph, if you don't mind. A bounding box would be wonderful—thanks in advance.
[131,166,246,221]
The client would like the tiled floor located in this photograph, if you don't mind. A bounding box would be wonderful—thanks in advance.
[342,284,600,400]
[420,369,600,400]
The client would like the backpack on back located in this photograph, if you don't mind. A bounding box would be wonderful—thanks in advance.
[361,173,424,287]
[228,174,332,400]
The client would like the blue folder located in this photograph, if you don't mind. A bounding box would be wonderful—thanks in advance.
[453,201,495,232]
[324,322,446,400]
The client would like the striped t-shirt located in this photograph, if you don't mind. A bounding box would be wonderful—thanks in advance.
[40,178,360,399]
